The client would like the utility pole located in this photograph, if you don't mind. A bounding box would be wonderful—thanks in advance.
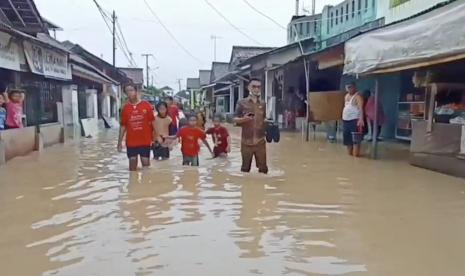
[141,54,153,88]
[112,11,116,68]
[210,35,221,61]
[296,0,300,15]
[177,78,183,93]
[312,0,316,15]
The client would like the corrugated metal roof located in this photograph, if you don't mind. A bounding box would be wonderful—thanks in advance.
[118,68,144,85]
[0,0,48,34]
[210,62,229,83]
[229,46,275,69]
[199,70,211,86]
[186,78,200,89]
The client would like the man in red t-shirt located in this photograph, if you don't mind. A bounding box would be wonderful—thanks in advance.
[118,85,156,171]
[166,96,179,135]
[206,115,231,158]
[175,115,213,166]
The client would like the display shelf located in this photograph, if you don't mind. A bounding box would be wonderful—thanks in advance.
[398,101,425,104]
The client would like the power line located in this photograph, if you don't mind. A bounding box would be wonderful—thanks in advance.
[92,0,136,67]
[116,19,137,66]
[203,0,264,46]
[142,0,203,64]
[241,0,287,30]
[100,9,136,67]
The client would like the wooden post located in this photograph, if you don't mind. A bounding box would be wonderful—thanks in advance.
[371,79,379,159]
[427,84,436,133]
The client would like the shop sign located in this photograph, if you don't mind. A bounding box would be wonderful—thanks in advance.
[0,31,21,71]
[23,40,71,80]
[390,0,410,8]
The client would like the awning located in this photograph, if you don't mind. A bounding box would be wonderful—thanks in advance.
[312,44,344,70]
[72,64,114,85]
[344,0,465,75]
[214,85,232,96]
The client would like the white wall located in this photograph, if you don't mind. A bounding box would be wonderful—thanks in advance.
[377,0,448,24]
[85,89,98,119]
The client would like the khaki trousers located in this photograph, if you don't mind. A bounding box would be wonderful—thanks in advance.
[241,140,268,174]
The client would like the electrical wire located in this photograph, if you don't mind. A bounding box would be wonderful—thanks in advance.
[116,19,137,66]
[241,0,287,30]
[142,0,203,64]
[99,10,135,66]
[92,0,136,67]
[203,0,264,46]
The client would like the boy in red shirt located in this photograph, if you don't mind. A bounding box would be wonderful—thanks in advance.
[118,85,156,171]
[206,115,231,158]
[173,115,213,166]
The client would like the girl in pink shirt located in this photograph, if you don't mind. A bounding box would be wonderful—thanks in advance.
[5,90,25,129]
[364,90,384,141]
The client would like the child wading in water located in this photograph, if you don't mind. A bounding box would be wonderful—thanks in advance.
[153,101,172,160]
[169,115,213,166]
[206,115,231,158]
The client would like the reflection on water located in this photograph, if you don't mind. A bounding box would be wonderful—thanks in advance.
[1,128,465,275]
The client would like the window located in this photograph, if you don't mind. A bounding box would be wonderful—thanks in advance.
[352,1,355,18]
[314,21,317,33]
[341,7,344,23]
[358,0,362,14]
[346,3,349,20]
[330,12,333,27]
[365,0,369,12]
[307,22,311,34]
[336,10,338,25]
[299,23,303,35]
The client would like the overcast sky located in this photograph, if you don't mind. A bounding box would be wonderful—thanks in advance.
[35,0,340,89]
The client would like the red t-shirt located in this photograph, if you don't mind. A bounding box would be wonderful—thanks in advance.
[206,126,229,153]
[121,101,155,147]
[177,127,206,157]
[168,104,179,127]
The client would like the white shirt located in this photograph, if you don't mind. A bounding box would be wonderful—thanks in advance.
[342,93,361,121]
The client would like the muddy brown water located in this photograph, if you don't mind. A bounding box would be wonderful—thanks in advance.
[1,128,465,276]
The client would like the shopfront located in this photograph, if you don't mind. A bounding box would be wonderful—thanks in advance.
[344,0,465,176]
[0,26,72,163]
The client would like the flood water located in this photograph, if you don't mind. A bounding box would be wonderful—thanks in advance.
[1,128,465,276]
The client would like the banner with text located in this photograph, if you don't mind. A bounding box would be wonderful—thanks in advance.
[23,40,71,80]
[0,31,21,71]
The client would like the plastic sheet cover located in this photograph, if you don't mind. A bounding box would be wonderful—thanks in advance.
[344,1,465,75]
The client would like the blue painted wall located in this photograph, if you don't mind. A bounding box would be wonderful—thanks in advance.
[341,73,401,139]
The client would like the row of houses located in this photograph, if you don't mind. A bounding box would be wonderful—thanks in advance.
[0,0,144,164]
[190,0,465,178]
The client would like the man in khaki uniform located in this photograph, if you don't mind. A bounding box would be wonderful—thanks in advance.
[234,78,268,174]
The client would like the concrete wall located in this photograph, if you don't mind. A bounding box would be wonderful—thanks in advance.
[62,85,80,139]
[377,0,447,24]
[288,14,321,44]
[42,123,63,147]
[321,0,377,41]
[86,89,98,119]
[0,127,36,161]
